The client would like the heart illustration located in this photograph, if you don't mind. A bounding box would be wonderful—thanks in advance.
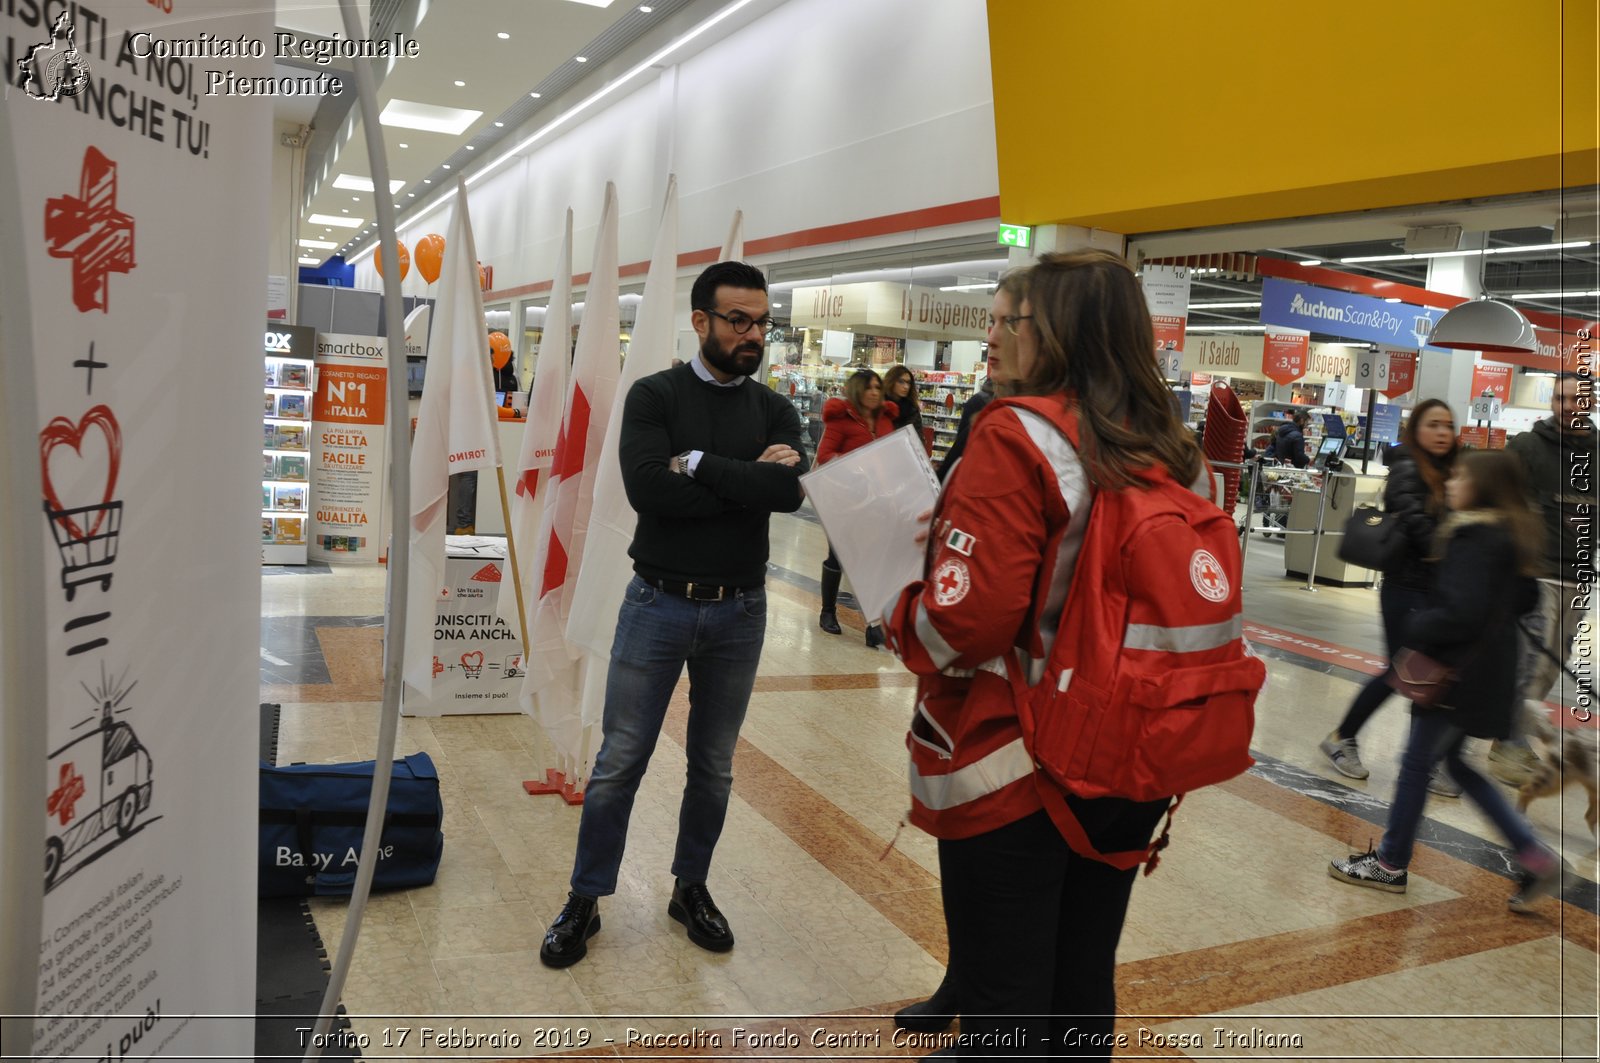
[39,405,121,540]
[461,651,484,670]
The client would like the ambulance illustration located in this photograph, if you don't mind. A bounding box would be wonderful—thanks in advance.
[44,702,153,892]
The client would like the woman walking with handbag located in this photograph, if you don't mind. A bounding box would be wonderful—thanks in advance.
[1329,451,1560,911]
[1319,399,1459,792]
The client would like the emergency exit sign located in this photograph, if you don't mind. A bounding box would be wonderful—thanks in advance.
[997,223,1031,248]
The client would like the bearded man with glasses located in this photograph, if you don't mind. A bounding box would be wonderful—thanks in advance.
[540,261,808,968]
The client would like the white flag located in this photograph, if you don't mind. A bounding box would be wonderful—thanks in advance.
[521,181,620,722]
[403,181,500,696]
[567,175,679,663]
[498,209,572,633]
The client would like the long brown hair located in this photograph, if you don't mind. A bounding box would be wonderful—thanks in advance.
[1446,450,1544,576]
[882,364,916,405]
[1012,250,1201,489]
[1400,397,1457,511]
[843,369,883,422]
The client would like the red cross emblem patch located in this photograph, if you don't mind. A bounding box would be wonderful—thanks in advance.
[933,558,971,607]
[1189,549,1229,603]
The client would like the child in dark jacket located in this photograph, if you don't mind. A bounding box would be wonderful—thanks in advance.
[1329,451,1562,912]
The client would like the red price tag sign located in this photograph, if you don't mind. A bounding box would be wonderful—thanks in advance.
[1471,363,1513,401]
[1263,331,1309,385]
[1383,351,1416,398]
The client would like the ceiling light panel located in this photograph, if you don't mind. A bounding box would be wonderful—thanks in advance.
[333,173,406,193]
[309,214,363,228]
[299,239,339,249]
[380,99,483,135]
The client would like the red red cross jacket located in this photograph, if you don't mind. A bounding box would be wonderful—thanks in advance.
[816,397,899,465]
[883,393,1090,840]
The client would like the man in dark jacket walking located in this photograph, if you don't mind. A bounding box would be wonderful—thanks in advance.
[1273,410,1311,468]
[1497,372,1599,783]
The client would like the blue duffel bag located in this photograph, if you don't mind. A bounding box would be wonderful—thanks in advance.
[259,752,444,897]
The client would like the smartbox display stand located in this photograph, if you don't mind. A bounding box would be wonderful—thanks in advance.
[262,323,316,565]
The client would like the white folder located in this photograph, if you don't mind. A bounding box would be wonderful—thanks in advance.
[800,424,941,624]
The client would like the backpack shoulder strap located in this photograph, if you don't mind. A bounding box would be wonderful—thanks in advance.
[1036,782,1185,875]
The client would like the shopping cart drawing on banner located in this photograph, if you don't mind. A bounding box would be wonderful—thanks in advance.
[459,651,484,679]
[43,499,122,601]
[40,405,123,602]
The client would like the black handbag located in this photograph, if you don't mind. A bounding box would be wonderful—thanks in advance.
[1338,503,1402,570]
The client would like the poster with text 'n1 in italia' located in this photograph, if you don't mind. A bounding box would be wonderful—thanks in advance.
[312,333,389,564]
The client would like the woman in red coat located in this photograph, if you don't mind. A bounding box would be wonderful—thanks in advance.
[816,368,897,645]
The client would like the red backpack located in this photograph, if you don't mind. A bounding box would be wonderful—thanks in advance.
[1005,399,1265,873]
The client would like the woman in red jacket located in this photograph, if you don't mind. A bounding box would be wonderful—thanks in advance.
[816,368,897,645]
[884,252,1205,1059]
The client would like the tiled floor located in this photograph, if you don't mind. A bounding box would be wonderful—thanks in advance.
[262,512,1600,1060]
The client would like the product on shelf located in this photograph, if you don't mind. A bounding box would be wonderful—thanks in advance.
[277,455,307,480]
[273,516,304,544]
[276,393,307,419]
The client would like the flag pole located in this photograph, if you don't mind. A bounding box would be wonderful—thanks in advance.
[495,465,531,657]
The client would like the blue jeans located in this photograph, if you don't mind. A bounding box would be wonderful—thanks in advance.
[1336,581,1429,740]
[1378,709,1539,870]
[570,575,766,897]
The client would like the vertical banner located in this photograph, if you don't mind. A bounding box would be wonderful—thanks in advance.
[1140,264,1190,380]
[1262,327,1310,386]
[311,334,389,563]
[1471,361,1514,402]
[0,1,268,1058]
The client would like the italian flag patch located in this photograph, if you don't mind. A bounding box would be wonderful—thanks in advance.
[945,528,977,556]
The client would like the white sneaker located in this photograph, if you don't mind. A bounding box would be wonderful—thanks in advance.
[1427,766,1463,798]
[1318,732,1370,780]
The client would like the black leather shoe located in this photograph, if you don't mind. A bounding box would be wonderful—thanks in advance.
[539,892,600,968]
[819,610,842,635]
[667,879,734,952]
[894,971,956,1032]
[865,624,885,649]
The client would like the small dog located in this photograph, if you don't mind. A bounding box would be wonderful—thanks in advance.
[1515,701,1599,840]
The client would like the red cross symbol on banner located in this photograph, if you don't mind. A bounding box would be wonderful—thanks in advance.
[46,762,86,826]
[45,146,136,313]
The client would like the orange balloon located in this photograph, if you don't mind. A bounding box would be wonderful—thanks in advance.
[489,331,512,370]
[414,233,445,284]
[374,239,411,281]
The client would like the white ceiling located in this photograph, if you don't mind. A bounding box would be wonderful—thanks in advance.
[277,0,688,263]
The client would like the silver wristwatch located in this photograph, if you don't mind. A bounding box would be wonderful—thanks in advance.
[673,452,691,476]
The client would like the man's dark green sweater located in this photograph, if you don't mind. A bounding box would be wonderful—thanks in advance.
[618,362,807,587]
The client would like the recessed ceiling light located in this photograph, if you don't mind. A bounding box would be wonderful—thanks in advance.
[466,145,475,151]
[352,196,360,201]
[424,179,432,184]
[640,4,653,10]
[529,92,541,98]
[494,121,503,127]
[398,142,408,148]
[334,173,405,193]
[298,256,319,265]
[380,99,483,135]
[497,31,510,39]
[771,302,782,308]
[310,213,363,228]
[1299,259,1322,266]
[575,56,588,63]
[443,164,451,169]
[299,238,338,249]
[454,79,466,87]
[407,192,416,197]
[341,208,349,213]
